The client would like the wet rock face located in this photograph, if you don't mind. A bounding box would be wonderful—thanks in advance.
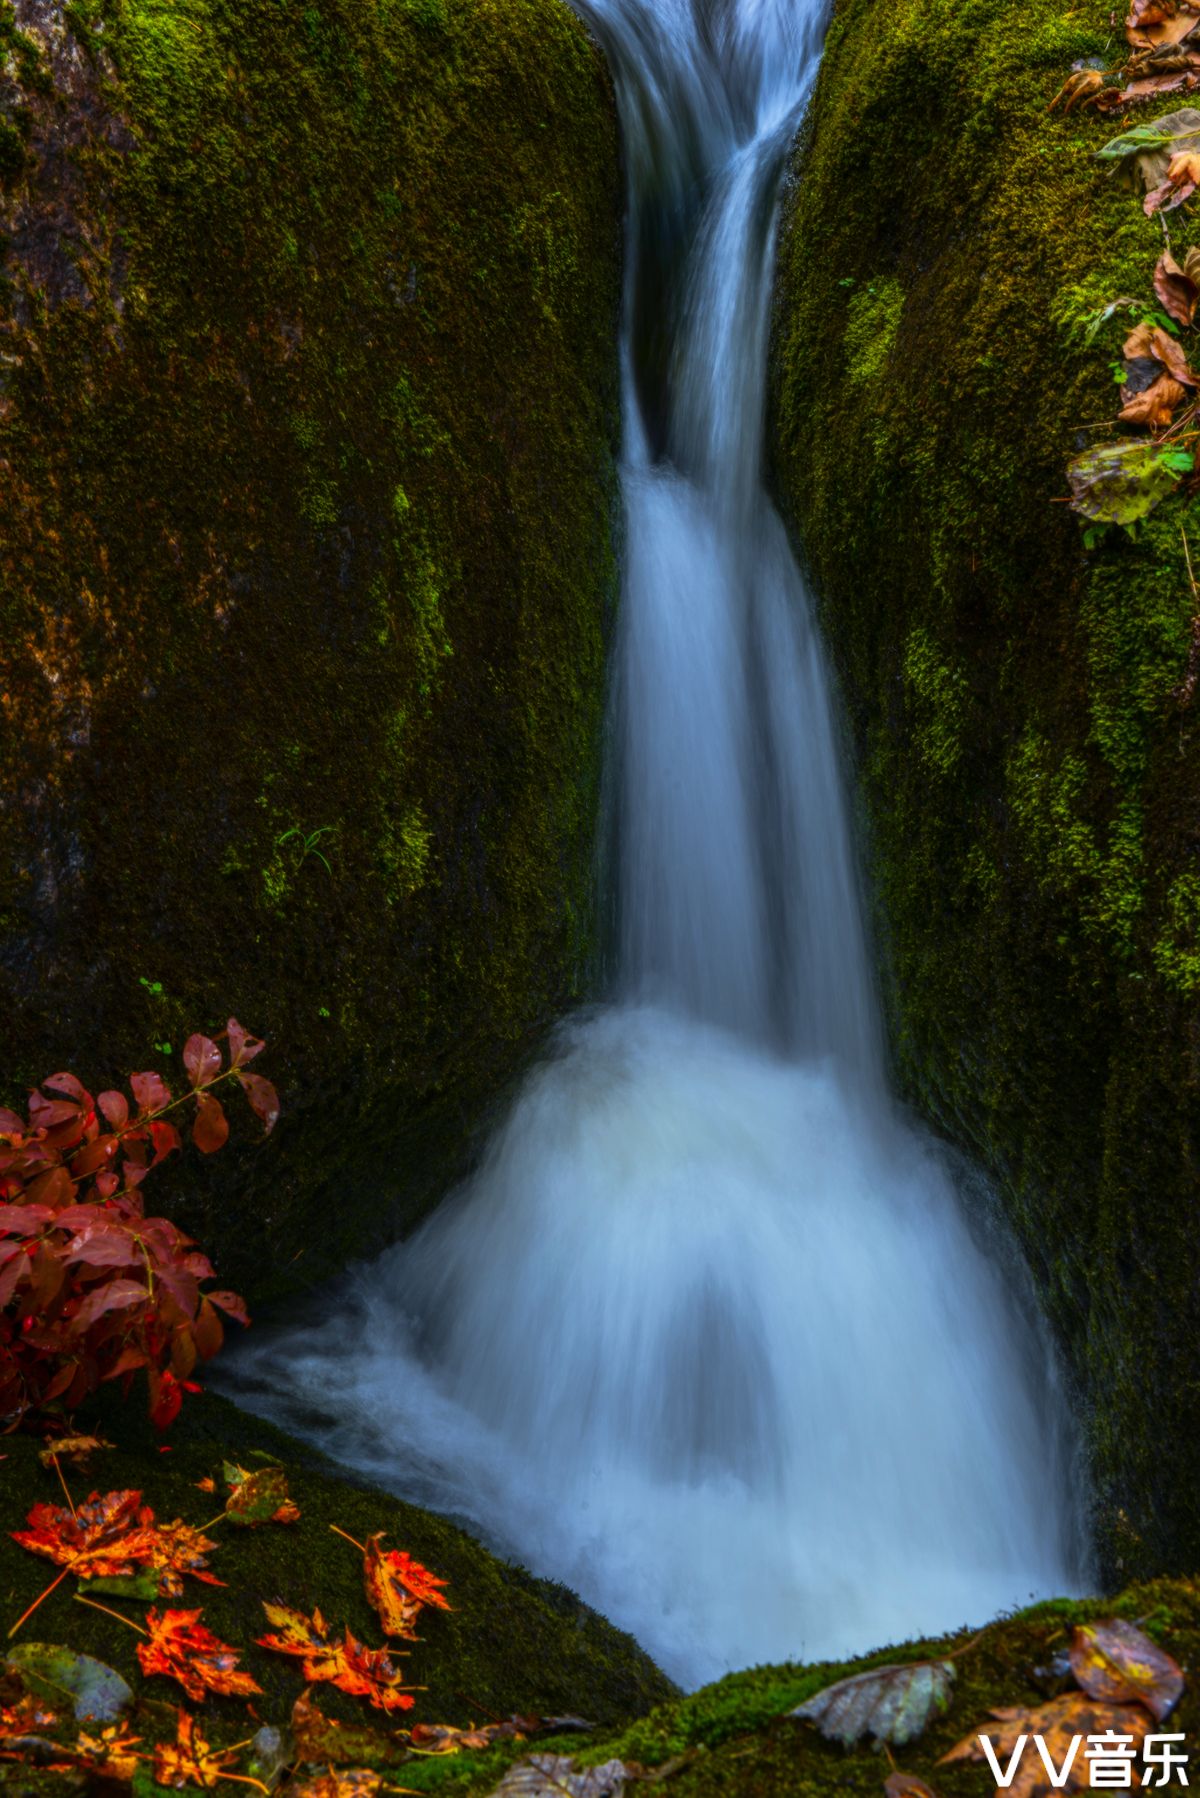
[0,0,623,1297]
[770,0,1200,1579]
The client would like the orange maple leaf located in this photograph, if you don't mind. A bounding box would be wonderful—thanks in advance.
[0,1694,58,1739]
[362,1538,423,1639]
[365,1536,450,1622]
[12,1490,159,1579]
[153,1709,264,1792]
[146,1520,225,1597]
[257,1602,418,1714]
[136,1608,262,1703]
[76,1723,143,1781]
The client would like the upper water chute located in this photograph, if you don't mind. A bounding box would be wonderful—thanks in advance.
[226,0,1086,1692]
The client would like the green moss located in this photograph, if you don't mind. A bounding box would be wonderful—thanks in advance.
[0,0,623,1300]
[1152,871,1200,994]
[771,0,1200,1573]
[902,625,967,776]
[843,278,905,388]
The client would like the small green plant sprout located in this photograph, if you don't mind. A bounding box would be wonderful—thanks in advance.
[275,824,336,875]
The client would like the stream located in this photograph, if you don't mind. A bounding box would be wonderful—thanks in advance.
[227,0,1087,1692]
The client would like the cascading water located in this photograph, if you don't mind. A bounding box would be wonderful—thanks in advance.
[227,0,1085,1689]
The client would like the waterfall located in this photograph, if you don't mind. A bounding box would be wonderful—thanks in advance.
[226,0,1085,1690]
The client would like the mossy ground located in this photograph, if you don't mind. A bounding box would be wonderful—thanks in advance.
[0,1390,674,1796]
[0,0,622,1300]
[9,1396,1200,1798]
[334,1580,1200,1798]
[771,0,1200,1577]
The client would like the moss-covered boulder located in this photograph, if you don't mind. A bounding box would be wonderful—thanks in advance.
[0,1390,675,1792]
[770,0,1200,1578]
[0,0,622,1298]
[319,1574,1200,1798]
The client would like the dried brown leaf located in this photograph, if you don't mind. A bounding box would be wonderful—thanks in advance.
[1069,1618,1184,1721]
[939,1692,1150,1797]
[1119,370,1187,424]
[1155,247,1199,322]
[884,1775,940,1798]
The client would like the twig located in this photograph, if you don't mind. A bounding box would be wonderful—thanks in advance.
[73,1594,148,1635]
[6,1567,71,1639]
[49,1453,77,1522]
[329,1523,367,1554]
[453,1692,505,1724]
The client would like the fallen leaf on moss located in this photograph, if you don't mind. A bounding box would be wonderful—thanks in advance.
[1128,0,1185,44]
[154,1708,259,1792]
[5,1644,132,1723]
[291,1691,408,1768]
[1070,1619,1184,1720]
[939,1692,1151,1795]
[287,1774,387,1798]
[1123,321,1197,381]
[884,1774,940,1798]
[1104,106,1200,193]
[1155,247,1200,322]
[791,1660,955,1748]
[37,1437,113,1472]
[488,1757,635,1798]
[409,1722,520,1755]
[12,1490,158,1581]
[148,1519,226,1596]
[1066,438,1193,522]
[258,1604,418,1715]
[80,1571,161,1603]
[1147,146,1200,207]
[195,1478,217,1495]
[76,1722,142,1781]
[1119,369,1187,424]
[0,1693,57,1739]
[223,1464,301,1527]
[137,1608,262,1703]
[363,1536,448,1639]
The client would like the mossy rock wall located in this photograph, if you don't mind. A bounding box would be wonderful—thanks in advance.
[771,0,1200,1577]
[0,0,622,1297]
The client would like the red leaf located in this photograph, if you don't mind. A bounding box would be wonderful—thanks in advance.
[63,1224,140,1269]
[130,1073,172,1115]
[238,1074,280,1134]
[182,1035,222,1090]
[41,1073,90,1104]
[150,1121,182,1165]
[138,1607,263,1702]
[156,1266,200,1320]
[28,1094,83,1130]
[150,1370,183,1430]
[0,1108,25,1136]
[0,1206,53,1237]
[192,1095,229,1155]
[69,1278,149,1334]
[0,1251,25,1308]
[97,1091,129,1129]
[193,1300,224,1361]
[72,1136,120,1178]
[225,1019,265,1068]
[206,1290,250,1326]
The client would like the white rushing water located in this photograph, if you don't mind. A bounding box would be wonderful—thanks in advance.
[227,0,1085,1690]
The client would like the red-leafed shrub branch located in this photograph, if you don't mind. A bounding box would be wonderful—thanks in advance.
[0,1020,279,1430]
